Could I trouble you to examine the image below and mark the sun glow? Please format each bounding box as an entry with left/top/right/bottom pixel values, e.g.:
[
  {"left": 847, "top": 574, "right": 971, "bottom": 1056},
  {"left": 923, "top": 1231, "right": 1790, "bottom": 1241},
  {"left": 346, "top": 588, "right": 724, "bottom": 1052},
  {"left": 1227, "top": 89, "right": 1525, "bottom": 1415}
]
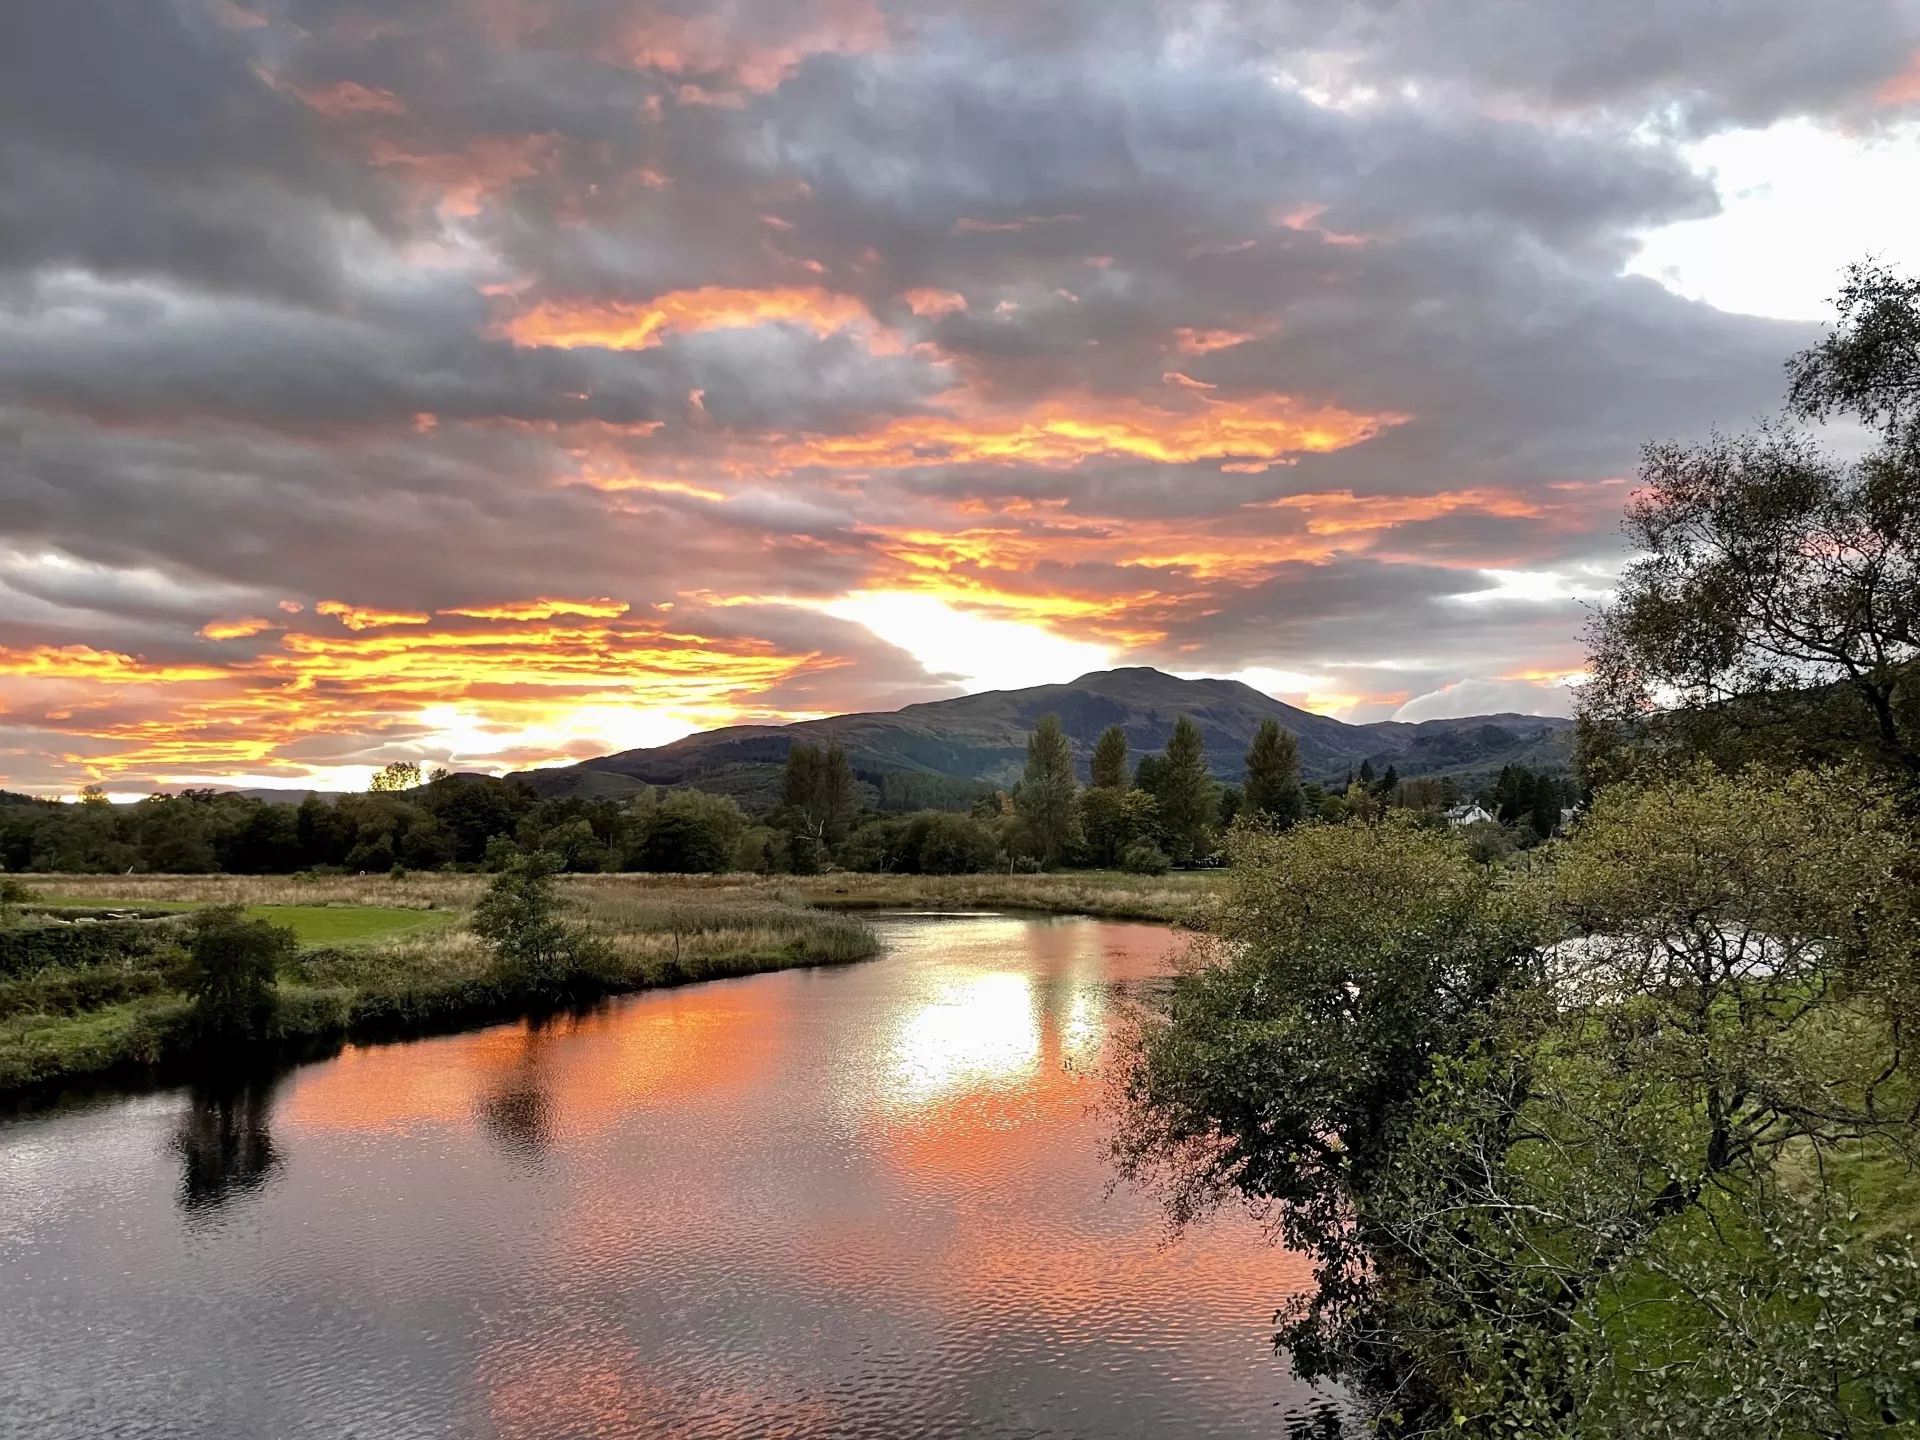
[{"left": 822, "top": 591, "right": 1112, "bottom": 692}]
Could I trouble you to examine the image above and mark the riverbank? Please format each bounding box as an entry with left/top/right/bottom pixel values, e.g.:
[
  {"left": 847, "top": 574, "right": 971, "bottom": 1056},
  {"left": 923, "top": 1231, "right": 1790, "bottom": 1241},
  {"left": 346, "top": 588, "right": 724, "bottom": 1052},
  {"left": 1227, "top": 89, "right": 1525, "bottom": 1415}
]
[
  {"left": 3, "top": 870, "right": 1220, "bottom": 1101},
  {"left": 1, "top": 878, "right": 880, "bottom": 1100}
]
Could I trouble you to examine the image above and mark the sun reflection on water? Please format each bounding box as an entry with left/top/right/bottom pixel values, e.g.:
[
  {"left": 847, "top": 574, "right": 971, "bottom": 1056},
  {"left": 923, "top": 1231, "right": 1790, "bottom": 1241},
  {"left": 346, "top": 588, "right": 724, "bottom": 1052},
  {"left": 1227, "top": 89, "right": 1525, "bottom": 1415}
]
[{"left": 892, "top": 970, "right": 1040, "bottom": 1097}]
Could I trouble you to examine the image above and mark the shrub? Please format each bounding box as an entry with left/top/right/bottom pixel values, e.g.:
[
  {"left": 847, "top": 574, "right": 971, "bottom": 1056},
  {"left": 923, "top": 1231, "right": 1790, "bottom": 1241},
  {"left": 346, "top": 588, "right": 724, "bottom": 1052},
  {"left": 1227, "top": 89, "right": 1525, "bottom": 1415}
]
[
  {"left": 633, "top": 810, "right": 730, "bottom": 873},
  {"left": 1120, "top": 840, "right": 1171, "bottom": 876},
  {"left": 472, "top": 851, "right": 573, "bottom": 977},
  {"left": 178, "top": 905, "right": 296, "bottom": 1036},
  {"left": 0, "top": 917, "right": 182, "bottom": 979},
  {"left": 916, "top": 812, "right": 1001, "bottom": 874}
]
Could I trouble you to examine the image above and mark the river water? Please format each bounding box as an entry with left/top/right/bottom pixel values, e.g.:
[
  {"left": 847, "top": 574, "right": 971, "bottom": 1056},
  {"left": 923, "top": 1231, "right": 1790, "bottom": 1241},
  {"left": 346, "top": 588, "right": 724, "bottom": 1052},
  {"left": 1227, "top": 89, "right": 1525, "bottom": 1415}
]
[{"left": 0, "top": 912, "right": 1337, "bottom": 1438}]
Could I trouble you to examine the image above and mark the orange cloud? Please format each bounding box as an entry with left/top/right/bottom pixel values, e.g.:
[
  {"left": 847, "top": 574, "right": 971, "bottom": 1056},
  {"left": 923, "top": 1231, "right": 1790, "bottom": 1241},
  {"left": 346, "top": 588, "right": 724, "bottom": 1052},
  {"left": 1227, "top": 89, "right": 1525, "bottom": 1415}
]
[
  {"left": 0, "top": 644, "right": 231, "bottom": 684},
  {"left": 1170, "top": 326, "right": 1258, "bottom": 355},
  {"left": 1260, "top": 487, "right": 1547, "bottom": 535},
  {"left": 316, "top": 600, "right": 433, "bottom": 630},
  {"left": 200, "top": 617, "right": 276, "bottom": 641},
  {"left": 1, "top": 608, "right": 831, "bottom": 785},
  {"left": 616, "top": 0, "right": 888, "bottom": 94},
  {"left": 765, "top": 389, "right": 1405, "bottom": 472},
  {"left": 366, "top": 133, "right": 556, "bottom": 218},
  {"left": 440, "top": 598, "right": 631, "bottom": 621},
  {"left": 503, "top": 286, "right": 882, "bottom": 350},
  {"left": 903, "top": 288, "right": 968, "bottom": 318}
]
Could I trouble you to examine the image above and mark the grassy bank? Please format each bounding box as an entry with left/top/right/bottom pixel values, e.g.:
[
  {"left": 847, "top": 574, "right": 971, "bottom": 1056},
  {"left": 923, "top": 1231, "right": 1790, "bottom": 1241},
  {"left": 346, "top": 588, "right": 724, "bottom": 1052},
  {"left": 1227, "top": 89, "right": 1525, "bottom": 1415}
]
[{"left": 1, "top": 876, "right": 880, "bottom": 1100}]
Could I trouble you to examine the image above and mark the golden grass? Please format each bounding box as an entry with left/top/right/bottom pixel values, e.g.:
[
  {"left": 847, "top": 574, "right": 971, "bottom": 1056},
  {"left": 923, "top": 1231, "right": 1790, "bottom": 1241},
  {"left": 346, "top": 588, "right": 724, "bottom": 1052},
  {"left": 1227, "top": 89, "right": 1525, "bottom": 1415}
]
[
  {"left": 14, "top": 873, "right": 480, "bottom": 910},
  {"left": 12, "top": 869, "right": 1222, "bottom": 926}
]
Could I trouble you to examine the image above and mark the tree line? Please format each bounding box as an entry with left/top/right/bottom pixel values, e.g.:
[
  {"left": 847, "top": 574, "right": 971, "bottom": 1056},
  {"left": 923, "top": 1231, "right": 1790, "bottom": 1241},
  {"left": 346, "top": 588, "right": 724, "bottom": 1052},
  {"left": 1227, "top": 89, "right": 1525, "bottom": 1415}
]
[{"left": 0, "top": 717, "right": 1576, "bottom": 878}]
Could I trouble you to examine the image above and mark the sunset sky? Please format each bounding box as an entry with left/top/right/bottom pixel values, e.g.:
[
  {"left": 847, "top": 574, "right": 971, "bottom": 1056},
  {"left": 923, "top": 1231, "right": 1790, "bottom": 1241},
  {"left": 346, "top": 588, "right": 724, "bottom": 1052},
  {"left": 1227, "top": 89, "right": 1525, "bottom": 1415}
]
[{"left": 4, "top": 1, "right": 1919, "bottom": 795}]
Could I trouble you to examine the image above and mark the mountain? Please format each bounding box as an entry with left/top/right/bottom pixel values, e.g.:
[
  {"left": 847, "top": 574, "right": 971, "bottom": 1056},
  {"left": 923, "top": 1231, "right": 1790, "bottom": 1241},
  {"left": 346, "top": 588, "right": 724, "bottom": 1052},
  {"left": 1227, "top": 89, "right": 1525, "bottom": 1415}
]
[{"left": 516, "top": 667, "right": 1575, "bottom": 805}]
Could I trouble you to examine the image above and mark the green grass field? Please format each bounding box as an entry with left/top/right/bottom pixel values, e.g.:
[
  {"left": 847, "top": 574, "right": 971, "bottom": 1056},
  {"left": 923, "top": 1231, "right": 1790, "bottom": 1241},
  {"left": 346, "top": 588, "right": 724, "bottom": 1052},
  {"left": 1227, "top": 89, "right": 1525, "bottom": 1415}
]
[{"left": 34, "top": 898, "right": 457, "bottom": 948}]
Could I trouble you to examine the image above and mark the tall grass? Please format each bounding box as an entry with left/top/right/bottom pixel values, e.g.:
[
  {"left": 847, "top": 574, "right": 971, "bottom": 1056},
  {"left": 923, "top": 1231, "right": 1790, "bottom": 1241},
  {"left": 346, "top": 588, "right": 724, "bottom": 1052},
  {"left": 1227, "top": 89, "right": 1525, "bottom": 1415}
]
[{"left": 14, "top": 869, "right": 1220, "bottom": 926}]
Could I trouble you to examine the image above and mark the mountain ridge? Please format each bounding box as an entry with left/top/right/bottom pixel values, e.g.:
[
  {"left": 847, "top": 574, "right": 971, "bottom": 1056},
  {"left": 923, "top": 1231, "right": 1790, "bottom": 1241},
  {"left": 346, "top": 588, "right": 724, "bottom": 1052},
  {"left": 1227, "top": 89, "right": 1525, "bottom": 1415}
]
[{"left": 515, "top": 667, "right": 1575, "bottom": 802}]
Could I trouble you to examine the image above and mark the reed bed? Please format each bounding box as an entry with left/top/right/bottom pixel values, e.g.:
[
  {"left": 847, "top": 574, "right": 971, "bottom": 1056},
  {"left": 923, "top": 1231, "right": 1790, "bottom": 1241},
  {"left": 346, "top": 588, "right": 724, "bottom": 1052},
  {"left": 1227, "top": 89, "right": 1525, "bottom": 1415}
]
[{"left": 13, "top": 869, "right": 1221, "bottom": 926}]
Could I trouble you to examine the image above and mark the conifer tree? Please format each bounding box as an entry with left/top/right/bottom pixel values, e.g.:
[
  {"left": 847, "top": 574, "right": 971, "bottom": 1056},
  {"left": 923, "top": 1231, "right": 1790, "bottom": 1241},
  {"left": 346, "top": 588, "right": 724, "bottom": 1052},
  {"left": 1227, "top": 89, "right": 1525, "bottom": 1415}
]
[
  {"left": 1091, "top": 725, "right": 1130, "bottom": 790},
  {"left": 1242, "top": 718, "right": 1305, "bottom": 829},
  {"left": 1157, "top": 715, "right": 1215, "bottom": 864},
  {"left": 1016, "top": 713, "right": 1080, "bottom": 867}
]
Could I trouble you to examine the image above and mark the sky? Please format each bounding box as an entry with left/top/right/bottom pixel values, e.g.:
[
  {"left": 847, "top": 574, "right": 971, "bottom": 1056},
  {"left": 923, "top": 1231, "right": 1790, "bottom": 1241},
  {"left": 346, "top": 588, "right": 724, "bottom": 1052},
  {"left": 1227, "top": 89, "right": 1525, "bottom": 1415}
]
[{"left": 3, "top": 0, "right": 1919, "bottom": 795}]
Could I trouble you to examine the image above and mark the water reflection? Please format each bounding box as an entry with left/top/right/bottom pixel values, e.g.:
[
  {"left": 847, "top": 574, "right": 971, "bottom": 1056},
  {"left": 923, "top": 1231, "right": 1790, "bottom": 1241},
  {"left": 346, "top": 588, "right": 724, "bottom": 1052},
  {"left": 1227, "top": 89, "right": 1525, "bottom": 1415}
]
[
  {"left": 893, "top": 970, "right": 1039, "bottom": 1096},
  {"left": 476, "top": 1018, "right": 561, "bottom": 1165},
  {"left": 3, "top": 914, "right": 1336, "bottom": 1439},
  {"left": 171, "top": 1073, "right": 282, "bottom": 1216}
]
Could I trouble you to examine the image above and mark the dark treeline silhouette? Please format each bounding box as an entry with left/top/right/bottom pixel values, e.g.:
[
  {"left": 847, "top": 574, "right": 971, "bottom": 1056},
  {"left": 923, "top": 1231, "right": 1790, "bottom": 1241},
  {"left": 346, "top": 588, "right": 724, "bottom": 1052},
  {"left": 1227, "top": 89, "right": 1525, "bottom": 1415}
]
[{"left": 3, "top": 711, "right": 1575, "bottom": 877}]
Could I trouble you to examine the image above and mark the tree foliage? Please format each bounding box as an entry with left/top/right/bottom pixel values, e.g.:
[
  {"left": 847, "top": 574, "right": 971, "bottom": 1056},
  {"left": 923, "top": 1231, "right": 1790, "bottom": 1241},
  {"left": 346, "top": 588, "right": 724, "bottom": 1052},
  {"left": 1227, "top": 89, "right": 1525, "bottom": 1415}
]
[
  {"left": 782, "top": 741, "right": 856, "bottom": 846},
  {"left": 1114, "top": 766, "right": 1920, "bottom": 1435},
  {"left": 1584, "top": 263, "right": 1920, "bottom": 787},
  {"left": 1241, "top": 718, "right": 1305, "bottom": 828},
  {"left": 1091, "top": 724, "right": 1131, "bottom": 790},
  {"left": 368, "top": 760, "right": 423, "bottom": 793},
  {"left": 1153, "top": 716, "right": 1216, "bottom": 864},
  {"left": 177, "top": 905, "right": 296, "bottom": 1036},
  {"left": 471, "top": 850, "right": 575, "bottom": 980},
  {"left": 1015, "top": 713, "right": 1080, "bottom": 867}
]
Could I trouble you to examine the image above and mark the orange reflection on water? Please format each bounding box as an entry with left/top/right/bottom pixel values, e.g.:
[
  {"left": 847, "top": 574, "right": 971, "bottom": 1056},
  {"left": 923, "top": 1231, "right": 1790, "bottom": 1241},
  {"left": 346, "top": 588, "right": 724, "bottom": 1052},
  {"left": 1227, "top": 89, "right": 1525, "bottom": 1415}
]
[
  {"left": 276, "top": 915, "right": 1318, "bottom": 1435},
  {"left": 280, "top": 985, "right": 792, "bottom": 1138}
]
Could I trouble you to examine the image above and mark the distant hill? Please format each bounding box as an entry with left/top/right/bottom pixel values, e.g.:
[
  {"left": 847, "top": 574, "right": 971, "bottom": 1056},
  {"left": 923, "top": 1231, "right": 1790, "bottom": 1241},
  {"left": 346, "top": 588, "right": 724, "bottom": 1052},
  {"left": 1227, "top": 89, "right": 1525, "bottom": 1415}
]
[{"left": 515, "top": 667, "right": 1575, "bottom": 807}]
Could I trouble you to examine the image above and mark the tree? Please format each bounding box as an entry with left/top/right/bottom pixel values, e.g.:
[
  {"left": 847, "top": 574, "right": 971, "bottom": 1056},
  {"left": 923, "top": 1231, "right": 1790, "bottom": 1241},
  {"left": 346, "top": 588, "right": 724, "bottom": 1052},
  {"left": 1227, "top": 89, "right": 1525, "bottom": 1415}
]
[
  {"left": 1079, "top": 786, "right": 1159, "bottom": 868},
  {"left": 1115, "top": 767, "right": 1920, "bottom": 1433},
  {"left": 1132, "top": 753, "right": 1166, "bottom": 800},
  {"left": 1785, "top": 259, "right": 1920, "bottom": 441},
  {"left": 1091, "top": 725, "right": 1130, "bottom": 789},
  {"left": 1111, "top": 820, "right": 1543, "bottom": 1385},
  {"left": 471, "top": 850, "right": 574, "bottom": 979},
  {"left": 629, "top": 789, "right": 744, "bottom": 873},
  {"left": 1155, "top": 716, "right": 1215, "bottom": 864},
  {"left": 1584, "top": 261, "right": 1920, "bottom": 788},
  {"left": 369, "top": 761, "right": 422, "bottom": 793},
  {"left": 1015, "top": 713, "right": 1080, "bottom": 867},
  {"left": 914, "top": 812, "right": 1001, "bottom": 874},
  {"left": 1241, "top": 718, "right": 1305, "bottom": 828},
  {"left": 178, "top": 905, "right": 296, "bottom": 1036},
  {"left": 782, "top": 741, "right": 855, "bottom": 846}
]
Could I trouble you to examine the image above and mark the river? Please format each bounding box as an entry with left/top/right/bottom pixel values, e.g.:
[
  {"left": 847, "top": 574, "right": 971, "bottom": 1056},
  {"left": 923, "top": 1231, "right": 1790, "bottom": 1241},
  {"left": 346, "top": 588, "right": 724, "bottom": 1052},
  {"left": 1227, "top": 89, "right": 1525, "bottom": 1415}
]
[{"left": 0, "top": 912, "right": 1338, "bottom": 1438}]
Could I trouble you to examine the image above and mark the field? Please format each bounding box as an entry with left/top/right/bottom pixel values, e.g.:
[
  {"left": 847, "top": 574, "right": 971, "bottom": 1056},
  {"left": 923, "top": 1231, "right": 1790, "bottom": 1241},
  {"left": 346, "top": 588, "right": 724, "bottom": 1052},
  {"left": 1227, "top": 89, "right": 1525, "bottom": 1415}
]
[
  {"left": 30, "top": 896, "right": 456, "bottom": 947},
  {"left": 2, "top": 870, "right": 1215, "bottom": 1099},
  {"left": 16, "top": 867, "right": 1223, "bottom": 926}
]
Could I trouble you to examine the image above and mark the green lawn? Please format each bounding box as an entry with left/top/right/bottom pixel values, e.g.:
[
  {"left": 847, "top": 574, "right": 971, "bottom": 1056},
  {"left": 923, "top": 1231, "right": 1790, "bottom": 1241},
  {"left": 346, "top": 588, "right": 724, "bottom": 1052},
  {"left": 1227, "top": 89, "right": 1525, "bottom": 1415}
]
[{"left": 33, "top": 898, "right": 457, "bottom": 948}]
